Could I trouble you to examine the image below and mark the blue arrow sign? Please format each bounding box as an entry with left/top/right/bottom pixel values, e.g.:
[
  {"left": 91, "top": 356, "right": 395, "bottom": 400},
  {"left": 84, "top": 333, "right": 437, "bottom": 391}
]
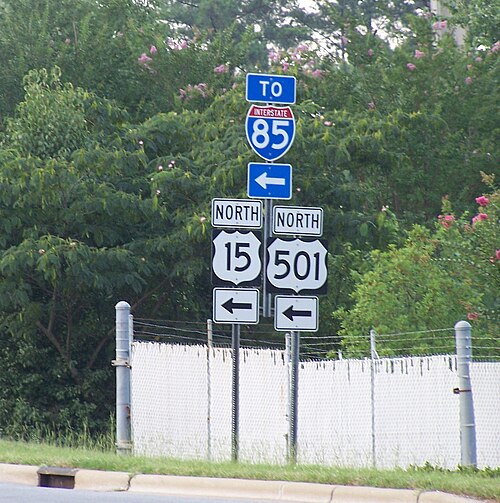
[
  {"left": 247, "top": 163, "right": 292, "bottom": 200},
  {"left": 246, "top": 73, "right": 296, "bottom": 104},
  {"left": 246, "top": 105, "right": 295, "bottom": 162}
]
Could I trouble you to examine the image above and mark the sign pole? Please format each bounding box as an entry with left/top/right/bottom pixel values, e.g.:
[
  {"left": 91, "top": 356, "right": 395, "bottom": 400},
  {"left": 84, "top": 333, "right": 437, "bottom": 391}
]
[
  {"left": 231, "top": 323, "right": 240, "bottom": 462},
  {"left": 263, "top": 199, "right": 273, "bottom": 317},
  {"left": 288, "top": 330, "right": 300, "bottom": 464}
]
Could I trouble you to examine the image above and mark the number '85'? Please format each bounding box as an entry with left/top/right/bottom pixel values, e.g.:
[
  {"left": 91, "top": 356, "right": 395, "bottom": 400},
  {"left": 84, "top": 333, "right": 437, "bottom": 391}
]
[{"left": 251, "top": 119, "right": 290, "bottom": 150}]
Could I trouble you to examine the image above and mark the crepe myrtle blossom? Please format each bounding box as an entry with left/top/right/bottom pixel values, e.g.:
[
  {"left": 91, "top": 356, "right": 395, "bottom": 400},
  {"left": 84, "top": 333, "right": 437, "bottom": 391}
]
[
  {"left": 467, "top": 312, "right": 479, "bottom": 320},
  {"left": 414, "top": 50, "right": 425, "bottom": 59},
  {"left": 150, "top": 45, "right": 157, "bottom": 54},
  {"left": 138, "top": 53, "right": 152, "bottom": 65},
  {"left": 214, "top": 64, "right": 228, "bottom": 74},
  {"left": 465, "top": 76, "right": 473, "bottom": 85},
  {"left": 367, "top": 48, "right": 374, "bottom": 57},
  {"left": 432, "top": 20, "right": 447, "bottom": 30},
  {"left": 407, "top": 63, "right": 417, "bottom": 71},
  {"left": 438, "top": 214, "right": 455, "bottom": 229},
  {"left": 472, "top": 213, "right": 488, "bottom": 225},
  {"left": 311, "top": 69, "right": 323, "bottom": 78},
  {"left": 475, "top": 195, "right": 490, "bottom": 206},
  {"left": 496, "top": 249, "right": 500, "bottom": 260}
]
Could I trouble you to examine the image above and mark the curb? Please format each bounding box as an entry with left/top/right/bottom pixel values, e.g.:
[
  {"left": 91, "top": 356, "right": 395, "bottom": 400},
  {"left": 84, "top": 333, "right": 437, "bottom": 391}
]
[{"left": 0, "top": 463, "right": 490, "bottom": 502}]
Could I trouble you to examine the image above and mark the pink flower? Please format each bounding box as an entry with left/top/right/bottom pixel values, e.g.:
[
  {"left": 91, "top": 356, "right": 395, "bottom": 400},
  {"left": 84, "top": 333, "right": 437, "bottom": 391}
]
[
  {"left": 323, "top": 121, "right": 332, "bottom": 127},
  {"left": 406, "top": 63, "right": 417, "bottom": 71},
  {"left": 414, "top": 50, "right": 425, "bottom": 59},
  {"left": 475, "top": 195, "right": 490, "bottom": 206},
  {"left": 467, "top": 312, "right": 479, "bottom": 320},
  {"left": 438, "top": 214, "right": 454, "bottom": 229},
  {"left": 490, "top": 41, "right": 500, "bottom": 53},
  {"left": 282, "top": 62, "right": 289, "bottom": 71},
  {"left": 138, "top": 53, "right": 152, "bottom": 65},
  {"left": 179, "top": 88, "right": 187, "bottom": 100},
  {"left": 214, "top": 64, "right": 227, "bottom": 74},
  {"left": 311, "top": 69, "right": 323, "bottom": 78},
  {"left": 465, "top": 76, "right": 473, "bottom": 85},
  {"left": 496, "top": 249, "right": 500, "bottom": 260},
  {"left": 340, "top": 36, "right": 349, "bottom": 46},
  {"left": 150, "top": 45, "right": 157, "bottom": 54},
  {"left": 472, "top": 213, "right": 488, "bottom": 225},
  {"left": 432, "top": 20, "right": 447, "bottom": 30},
  {"left": 269, "top": 50, "right": 280, "bottom": 63},
  {"left": 367, "top": 48, "right": 374, "bottom": 57},
  {"left": 65, "top": 38, "right": 71, "bottom": 45}
]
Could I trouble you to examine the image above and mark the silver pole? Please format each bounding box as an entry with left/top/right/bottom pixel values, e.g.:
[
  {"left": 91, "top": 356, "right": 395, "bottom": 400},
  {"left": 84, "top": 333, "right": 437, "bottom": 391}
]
[
  {"left": 455, "top": 321, "right": 477, "bottom": 467},
  {"left": 288, "top": 330, "right": 299, "bottom": 464},
  {"left": 370, "top": 329, "right": 377, "bottom": 468},
  {"left": 115, "top": 301, "right": 132, "bottom": 455},
  {"left": 207, "top": 319, "right": 213, "bottom": 460},
  {"left": 263, "top": 200, "right": 273, "bottom": 317},
  {"left": 231, "top": 324, "right": 240, "bottom": 462}
]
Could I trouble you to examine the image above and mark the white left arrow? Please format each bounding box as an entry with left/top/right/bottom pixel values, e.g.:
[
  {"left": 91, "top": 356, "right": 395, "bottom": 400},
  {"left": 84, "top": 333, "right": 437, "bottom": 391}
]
[{"left": 255, "top": 172, "right": 286, "bottom": 189}]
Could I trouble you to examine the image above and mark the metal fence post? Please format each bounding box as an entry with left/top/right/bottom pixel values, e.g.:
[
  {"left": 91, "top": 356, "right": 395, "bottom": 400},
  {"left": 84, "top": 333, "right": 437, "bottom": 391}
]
[
  {"left": 114, "top": 301, "right": 132, "bottom": 455},
  {"left": 454, "top": 320, "right": 477, "bottom": 467}
]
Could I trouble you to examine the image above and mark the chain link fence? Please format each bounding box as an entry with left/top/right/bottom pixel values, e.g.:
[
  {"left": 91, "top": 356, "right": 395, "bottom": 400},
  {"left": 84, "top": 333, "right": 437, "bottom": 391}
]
[{"left": 124, "top": 315, "right": 499, "bottom": 469}]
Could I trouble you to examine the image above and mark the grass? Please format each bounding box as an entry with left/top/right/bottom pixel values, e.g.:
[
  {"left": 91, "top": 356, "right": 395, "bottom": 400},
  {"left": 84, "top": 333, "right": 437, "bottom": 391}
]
[{"left": 0, "top": 439, "right": 499, "bottom": 501}]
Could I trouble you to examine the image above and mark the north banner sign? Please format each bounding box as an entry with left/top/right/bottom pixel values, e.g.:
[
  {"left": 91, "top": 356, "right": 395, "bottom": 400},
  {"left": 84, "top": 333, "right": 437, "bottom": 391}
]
[
  {"left": 211, "top": 198, "right": 262, "bottom": 229},
  {"left": 273, "top": 206, "right": 323, "bottom": 236},
  {"left": 246, "top": 73, "right": 296, "bottom": 105},
  {"left": 245, "top": 105, "right": 295, "bottom": 162},
  {"left": 247, "top": 163, "right": 292, "bottom": 200}
]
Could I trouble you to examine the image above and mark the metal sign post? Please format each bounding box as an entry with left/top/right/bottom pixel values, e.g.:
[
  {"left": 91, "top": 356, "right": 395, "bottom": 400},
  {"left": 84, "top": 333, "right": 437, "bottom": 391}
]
[{"left": 231, "top": 323, "right": 241, "bottom": 462}]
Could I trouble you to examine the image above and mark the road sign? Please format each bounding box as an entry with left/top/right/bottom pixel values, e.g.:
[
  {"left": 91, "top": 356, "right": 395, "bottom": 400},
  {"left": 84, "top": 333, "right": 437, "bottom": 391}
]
[
  {"left": 247, "top": 163, "right": 292, "bottom": 200},
  {"left": 211, "top": 198, "right": 262, "bottom": 229},
  {"left": 266, "top": 237, "right": 328, "bottom": 294},
  {"left": 213, "top": 288, "right": 259, "bottom": 324},
  {"left": 246, "top": 73, "right": 296, "bottom": 104},
  {"left": 245, "top": 105, "right": 295, "bottom": 162},
  {"left": 274, "top": 296, "right": 318, "bottom": 331},
  {"left": 212, "top": 229, "right": 262, "bottom": 286},
  {"left": 273, "top": 206, "right": 323, "bottom": 236}
]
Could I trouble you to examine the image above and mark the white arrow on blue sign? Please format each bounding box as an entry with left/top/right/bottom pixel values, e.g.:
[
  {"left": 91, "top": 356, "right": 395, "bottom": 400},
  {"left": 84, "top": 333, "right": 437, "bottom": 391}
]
[
  {"left": 245, "top": 105, "right": 295, "bottom": 162},
  {"left": 247, "top": 163, "right": 292, "bottom": 200},
  {"left": 246, "top": 73, "right": 296, "bottom": 104}
]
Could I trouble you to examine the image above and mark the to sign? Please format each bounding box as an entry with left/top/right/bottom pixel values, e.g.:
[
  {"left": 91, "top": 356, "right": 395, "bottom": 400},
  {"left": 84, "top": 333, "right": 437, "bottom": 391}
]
[
  {"left": 247, "top": 163, "right": 292, "bottom": 200},
  {"left": 266, "top": 237, "right": 328, "bottom": 294},
  {"left": 273, "top": 206, "right": 323, "bottom": 236},
  {"left": 246, "top": 105, "right": 295, "bottom": 162},
  {"left": 213, "top": 288, "right": 259, "bottom": 324},
  {"left": 275, "top": 296, "right": 318, "bottom": 332},
  {"left": 212, "top": 230, "right": 262, "bottom": 286},
  {"left": 246, "top": 73, "right": 296, "bottom": 104},
  {"left": 211, "top": 198, "right": 262, "bottom": 229}
]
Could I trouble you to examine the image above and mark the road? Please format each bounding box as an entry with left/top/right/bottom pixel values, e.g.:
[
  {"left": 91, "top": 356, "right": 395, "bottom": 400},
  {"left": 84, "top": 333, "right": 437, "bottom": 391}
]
[{"left": 0, "top": 483, "right": 276, "bottom": 503}]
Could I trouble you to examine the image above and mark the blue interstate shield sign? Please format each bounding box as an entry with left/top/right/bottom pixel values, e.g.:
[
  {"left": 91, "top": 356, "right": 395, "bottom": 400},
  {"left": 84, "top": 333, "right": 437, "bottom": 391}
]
[{"left": 245, "top": 105, "right": 295, "bottom": 162}]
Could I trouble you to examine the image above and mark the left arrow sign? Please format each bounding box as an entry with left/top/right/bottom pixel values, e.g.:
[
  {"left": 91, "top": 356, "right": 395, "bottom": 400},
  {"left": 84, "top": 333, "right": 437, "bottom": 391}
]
[
  {"left": 222, "top": 298, "right": 253, "bottom": 313},
  {"left": 213, "top": 288, "right": 259, "bottom": 324},
  {"left": 283, "top": 305, "right": 312, "bottom": 321},
  {"left": 275, "top": 296, "right": 319, "bottom": 332}
]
